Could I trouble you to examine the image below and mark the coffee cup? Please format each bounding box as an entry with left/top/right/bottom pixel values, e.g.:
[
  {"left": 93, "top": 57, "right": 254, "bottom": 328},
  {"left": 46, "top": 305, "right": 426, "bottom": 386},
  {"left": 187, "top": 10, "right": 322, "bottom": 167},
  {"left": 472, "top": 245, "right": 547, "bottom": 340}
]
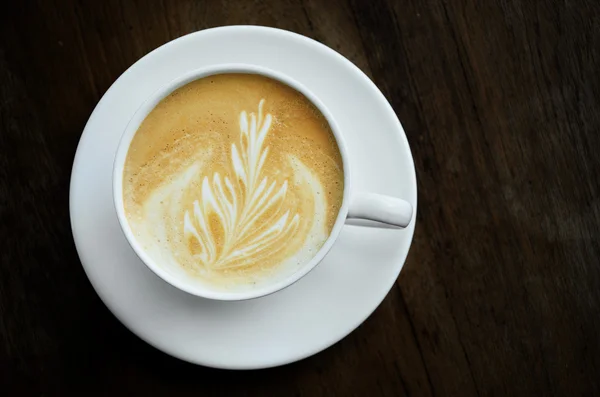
[{"left": 113, "top": 64, "right": 413, "bottom": 300}]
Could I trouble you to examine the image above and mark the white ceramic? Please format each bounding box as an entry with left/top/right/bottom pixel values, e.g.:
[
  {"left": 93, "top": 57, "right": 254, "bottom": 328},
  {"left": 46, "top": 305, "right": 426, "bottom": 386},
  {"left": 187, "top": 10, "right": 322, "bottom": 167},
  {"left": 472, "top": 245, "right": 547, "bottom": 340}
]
[
  {"left": 70, "top": 26, "right": 417, "bottom": 369},
  {"left": 112, "top": 63, "right": 413, "bottom": 301}
]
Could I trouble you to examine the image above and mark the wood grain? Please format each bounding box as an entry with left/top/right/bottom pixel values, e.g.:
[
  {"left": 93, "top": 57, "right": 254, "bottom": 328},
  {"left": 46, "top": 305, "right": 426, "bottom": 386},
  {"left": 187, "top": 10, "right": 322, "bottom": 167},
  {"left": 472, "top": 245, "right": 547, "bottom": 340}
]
[{"left": 1, "top": 0, "right": 599, "bottom": 395}]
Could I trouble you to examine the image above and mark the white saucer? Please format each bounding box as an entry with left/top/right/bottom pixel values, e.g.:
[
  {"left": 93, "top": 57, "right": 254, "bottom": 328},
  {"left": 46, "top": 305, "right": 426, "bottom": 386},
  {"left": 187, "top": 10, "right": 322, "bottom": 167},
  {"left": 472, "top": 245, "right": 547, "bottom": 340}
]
[{"left": 70, "top": 26, "right": 417, "bottom": 369}]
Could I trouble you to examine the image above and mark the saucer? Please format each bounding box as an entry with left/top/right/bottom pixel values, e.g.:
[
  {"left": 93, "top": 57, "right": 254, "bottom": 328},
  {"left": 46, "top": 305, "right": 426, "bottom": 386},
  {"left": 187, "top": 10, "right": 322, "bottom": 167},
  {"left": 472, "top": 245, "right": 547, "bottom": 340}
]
[{"left": 70, "top": 26, "right": 417, "bottom": 369}]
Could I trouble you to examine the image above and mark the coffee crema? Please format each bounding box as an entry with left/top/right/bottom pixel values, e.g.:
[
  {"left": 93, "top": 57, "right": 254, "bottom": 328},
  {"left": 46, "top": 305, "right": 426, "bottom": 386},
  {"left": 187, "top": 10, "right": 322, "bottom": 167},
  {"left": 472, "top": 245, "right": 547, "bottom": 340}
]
[{"left": 123, "top": 74, "right": 344, "bottom": 290}]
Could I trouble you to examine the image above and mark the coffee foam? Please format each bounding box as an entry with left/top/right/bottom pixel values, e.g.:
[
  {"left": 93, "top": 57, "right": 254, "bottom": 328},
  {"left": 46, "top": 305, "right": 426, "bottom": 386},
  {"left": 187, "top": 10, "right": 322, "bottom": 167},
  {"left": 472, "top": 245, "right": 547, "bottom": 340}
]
[{"left": 123, "top": 74, "right": 344, "bottom": 290}]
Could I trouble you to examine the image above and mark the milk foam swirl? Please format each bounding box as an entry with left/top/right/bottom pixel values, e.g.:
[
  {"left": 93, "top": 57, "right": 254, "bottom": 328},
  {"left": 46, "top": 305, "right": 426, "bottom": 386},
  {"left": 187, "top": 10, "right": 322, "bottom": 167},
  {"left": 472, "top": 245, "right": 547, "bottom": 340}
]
[
  {"left": 183, "top": 100, "right": 303, "bottom": 270},
  {"left": 123, "top": 73, "right": 344, "bottom": 290}
]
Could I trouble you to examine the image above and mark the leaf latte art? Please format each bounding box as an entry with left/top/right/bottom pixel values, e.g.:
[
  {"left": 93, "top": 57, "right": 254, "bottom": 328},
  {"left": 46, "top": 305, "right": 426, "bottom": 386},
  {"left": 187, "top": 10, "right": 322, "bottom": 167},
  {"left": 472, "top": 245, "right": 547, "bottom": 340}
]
[
  {"left": 183, "top": 100, "right": 301, "bottom": 270},
  {"left": 122, "top": 74, "right": 344, "bottom": 290}
]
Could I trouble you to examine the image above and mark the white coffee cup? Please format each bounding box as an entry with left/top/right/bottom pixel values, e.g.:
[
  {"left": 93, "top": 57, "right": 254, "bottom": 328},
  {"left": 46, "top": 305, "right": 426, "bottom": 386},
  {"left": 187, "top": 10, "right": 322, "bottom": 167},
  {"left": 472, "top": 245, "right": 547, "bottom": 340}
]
[{"left": 113, "top": 64, "right": 413, "bottom": 301}]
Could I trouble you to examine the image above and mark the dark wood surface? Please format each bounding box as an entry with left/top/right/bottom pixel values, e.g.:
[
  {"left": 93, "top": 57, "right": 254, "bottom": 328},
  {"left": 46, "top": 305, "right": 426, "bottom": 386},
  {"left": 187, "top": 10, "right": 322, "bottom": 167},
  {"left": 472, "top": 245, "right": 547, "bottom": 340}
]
[{"left": 1, "top": 0, "right": 599, "bottom": 395}]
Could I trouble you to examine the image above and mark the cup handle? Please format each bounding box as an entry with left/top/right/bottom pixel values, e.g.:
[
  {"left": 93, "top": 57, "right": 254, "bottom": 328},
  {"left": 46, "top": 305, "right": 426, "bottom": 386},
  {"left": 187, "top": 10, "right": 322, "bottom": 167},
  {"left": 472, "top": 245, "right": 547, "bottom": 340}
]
[{"left": 347, "top": 192, "right": 413, "bottom": 228}]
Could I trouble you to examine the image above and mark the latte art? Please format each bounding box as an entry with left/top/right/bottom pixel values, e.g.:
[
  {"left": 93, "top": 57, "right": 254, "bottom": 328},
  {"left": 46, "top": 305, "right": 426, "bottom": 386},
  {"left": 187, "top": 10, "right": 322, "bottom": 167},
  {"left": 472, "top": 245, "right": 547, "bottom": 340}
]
[
  {"left": 183, "top": 100, "right": 302, "bottom": 269},
  {"left": 123, "top": 74, "right": 344, "bottom": 290}
]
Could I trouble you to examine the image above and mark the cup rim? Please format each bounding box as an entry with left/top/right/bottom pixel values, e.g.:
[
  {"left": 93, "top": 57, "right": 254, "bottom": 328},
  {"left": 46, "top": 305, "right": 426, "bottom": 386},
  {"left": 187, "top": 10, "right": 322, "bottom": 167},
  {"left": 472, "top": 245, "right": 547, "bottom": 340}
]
[{"left": 112, "top": 63, "right": 352, "bottom": 301}]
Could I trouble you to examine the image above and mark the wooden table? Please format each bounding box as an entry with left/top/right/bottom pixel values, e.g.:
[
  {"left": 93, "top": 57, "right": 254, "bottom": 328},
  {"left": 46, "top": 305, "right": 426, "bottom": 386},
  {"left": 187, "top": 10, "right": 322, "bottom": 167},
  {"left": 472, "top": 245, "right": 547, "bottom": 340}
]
[{"left": 1, "top": 1, "right": 599, "bottom": 395}]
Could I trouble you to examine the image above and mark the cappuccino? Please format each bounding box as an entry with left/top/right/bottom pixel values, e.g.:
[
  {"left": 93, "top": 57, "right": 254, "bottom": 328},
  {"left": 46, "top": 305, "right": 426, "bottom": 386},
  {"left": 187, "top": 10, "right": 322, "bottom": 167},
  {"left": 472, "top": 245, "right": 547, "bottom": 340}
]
[{"left": 122, "top": 74, "right": 344, "bottom": 290}]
